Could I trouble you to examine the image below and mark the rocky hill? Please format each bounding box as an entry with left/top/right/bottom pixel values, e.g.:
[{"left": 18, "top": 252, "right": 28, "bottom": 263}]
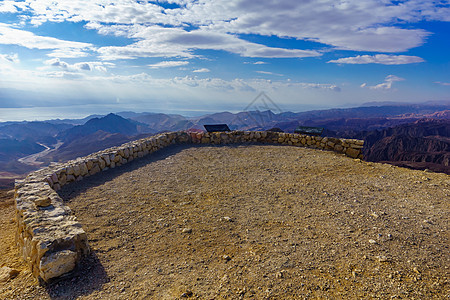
[
  {"left": 57, "top": 113, "right": 140, "bottom": 143},
  {"left": 364, "top": 119, "right": 450, "bottom": 174}
]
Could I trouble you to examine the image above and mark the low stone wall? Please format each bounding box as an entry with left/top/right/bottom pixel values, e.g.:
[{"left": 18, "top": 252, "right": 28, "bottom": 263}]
[
  {"left": 14, "top": 130, "right": 363, "bottom": 282},
  {"left": 188, "top": 131, "right": 364, "bottom": 159}
]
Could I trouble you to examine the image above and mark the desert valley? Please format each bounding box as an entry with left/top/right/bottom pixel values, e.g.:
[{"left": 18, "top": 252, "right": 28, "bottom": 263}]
[{"left": 1, "top": 102, "right": 449, "bottom": 189}]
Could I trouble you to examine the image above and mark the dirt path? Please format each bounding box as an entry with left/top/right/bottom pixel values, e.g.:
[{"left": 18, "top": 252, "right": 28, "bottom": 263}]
[{"left": 1, "top": 145, "right": 449, "bottom": 299}]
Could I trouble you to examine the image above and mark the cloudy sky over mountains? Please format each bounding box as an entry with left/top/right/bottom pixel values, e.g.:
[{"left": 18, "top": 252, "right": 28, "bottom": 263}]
[{"left": 0, "top": 0, "right": 449, "bottom": 120}]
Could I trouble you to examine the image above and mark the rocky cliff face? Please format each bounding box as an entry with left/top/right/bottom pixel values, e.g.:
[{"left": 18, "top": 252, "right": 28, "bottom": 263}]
[{"left": 363, "top": 119, "right": 450, "bottom": 173}]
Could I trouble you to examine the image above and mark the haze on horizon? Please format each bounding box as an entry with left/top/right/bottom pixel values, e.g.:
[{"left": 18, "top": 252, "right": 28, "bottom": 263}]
[{"left": 0, "top": 0, "right": 449, "bottom": 121}]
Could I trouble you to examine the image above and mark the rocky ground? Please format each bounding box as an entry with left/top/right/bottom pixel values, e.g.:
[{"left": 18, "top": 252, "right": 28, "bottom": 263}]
[{"left": 1, "top": 144, "right": 449, "bottom": 299}]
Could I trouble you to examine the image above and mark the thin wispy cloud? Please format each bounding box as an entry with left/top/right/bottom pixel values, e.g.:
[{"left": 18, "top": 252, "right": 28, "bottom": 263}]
[
  {"left": 328, "top": 54, "right": 425, "bottom": 65},
  {"left": 147, "top": 61, "right": 189, "bottom": 69},
  {"left": 0, "top": 23, "right": 92, "bottom": 57},
  {"left": 256, "top": 71, "right": 283, "bottom": 76},
  {"left": 434, "top": 81, "right": 450, "bottom": 86},
  {"left": 193, "top": 68, "right": 210, "bottom": 73},
  {"left": 361, "top": 75, "right": 405, "bottom": 90}
]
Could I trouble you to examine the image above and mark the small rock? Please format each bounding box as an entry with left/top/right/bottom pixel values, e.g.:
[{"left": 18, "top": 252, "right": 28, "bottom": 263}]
[
  {"left": 370, "top": 212, "right": 379, "bottom": 218},
  {"left": 377, "top": 255, "right": 388, "bottom": 262},
  {"left": 413, "top": 267, "right": 420, "bottom": 274},
  {"left": 181, "top": 290, "right": 193, "bottom": 297},
  {"left": 223, "top": 216, "right": 233, "bottom": 222},
  {"left": 222, "top": 255, "right": 231, "bottom": 261},
  {"left": 182, "top": 228, "right": 192, "bottom": 234},
  {"left": 0, "top": 267, "right": 20, "bottom": 282},
  {"left": 34, "top": 196, "right": 51, "bottom": 207},
  {"left": 369, "top": 239, "right": 377, "bottom": 244}
]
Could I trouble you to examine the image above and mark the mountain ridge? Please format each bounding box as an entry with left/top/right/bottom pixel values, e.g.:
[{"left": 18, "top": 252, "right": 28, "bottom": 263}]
[{"left": 0, "top": 102, "right": 448, "bottom": 188}]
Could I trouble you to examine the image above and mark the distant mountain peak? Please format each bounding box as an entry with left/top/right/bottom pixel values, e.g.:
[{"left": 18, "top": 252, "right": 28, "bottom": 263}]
[{"left": 58, "top": 112, "right": 138, "bottom": 143}]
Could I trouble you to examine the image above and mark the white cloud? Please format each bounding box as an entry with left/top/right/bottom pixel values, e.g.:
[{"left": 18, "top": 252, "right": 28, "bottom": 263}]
[
  {"left": 253, "top": 61, "right": 268, "bottom": 65},
  {"left": 193, "top": 68, "right": 210, "bottom": 73},
  {"left": 175, "top": 0, "right": 436, "bottom": 52},
  {"left": 47, "top": 48, "right": 91, "bottom": 58},
  {"left": 0, "top": 53, "right": 19, "bottom": 64},
  {"left": 0, "top": 1, "right": 20, "bottom": 13},
  {"left": 0, "top": 23, "right": 92, "bottom": 56},
  {"left": 43, "top": 58, "right": 113, "bottom": 72},
  {"left": 362, "top": 75, "right": 405, "bottom": 90},
  {"left": 45, "top": 58, "right": 69, "bottom": 68},
  {"left": 328, "top": 54, "right": 425, "bottom": 65},
  {"left": 4, "top": 1, "right": 448, "bottom": 61},
  {"left": 45, "top": 71, "right": 85, "bottom": 80},
  {"left": 0, "top": 59, "right": 343, "bottom": 106},
  {"left": 148, "top": 60, "right": 189, "bottom": 68},
  {"left": 256, "top": 71, "right": 283, "bottom": 76},
  {"left": 22, "top": 1, "right": 167, "bottom": 26},
  {"left": 95, "top": 25, "right": 321, "bottom": 60}
]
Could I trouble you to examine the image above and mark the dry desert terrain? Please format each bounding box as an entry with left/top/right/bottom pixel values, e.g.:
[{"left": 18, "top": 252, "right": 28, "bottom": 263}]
[{"left": 1, "top": 144, "right": 449, "bottom": 299}]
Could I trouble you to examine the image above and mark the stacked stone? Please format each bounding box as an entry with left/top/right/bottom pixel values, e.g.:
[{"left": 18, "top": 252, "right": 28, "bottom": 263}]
[
  {"left": 14, "top": 131, "right": 189, "bottom": 283},
  {"left": 14, "top": 178, "right": 89, "bottom": 282},
  {"left": 189, "top": 131, "right": 364, "bottom": 159},
  {"left": 15, "top": 130, "right": 362, "bottom": 283}
]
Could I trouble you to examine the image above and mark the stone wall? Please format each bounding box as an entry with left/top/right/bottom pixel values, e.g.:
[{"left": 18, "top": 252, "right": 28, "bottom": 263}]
[{"left": 14, "top": 130, "right": 363, "bottom": 282}]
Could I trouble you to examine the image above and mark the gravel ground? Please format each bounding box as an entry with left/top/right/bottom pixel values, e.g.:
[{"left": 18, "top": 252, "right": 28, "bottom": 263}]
[{"left": 1, "top": 144, "right": 449, "bottom": 299}]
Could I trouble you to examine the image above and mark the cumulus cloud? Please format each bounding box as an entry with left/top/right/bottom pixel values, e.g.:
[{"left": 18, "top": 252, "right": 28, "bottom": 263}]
[
  {"left": 361, "top": 75, "right": 405, "bottom": 90},
  {"left": 4, "top": 1, "right": 449, "bottom": 61},
  {"left": 328, "top": 54, "right": 425, "bottom": 65},
  {"left": 76, "top": 62, "right": 91, "bottom": 71},
  {"left": 253, "top": 61, "right": 268, "bottom": 65},
  {"left": 148, "top": 61, "right": 189, "bottom": 68},
  {"left": 45, "top": 58, "right": 69, "bottom": 68},
  {"left": 0, "top": 1, "right": 20, "bottom": 13},
  {"left": 43, "top": 58, "right": 112, "bottom": 72},
  {"left": 193, "top": 68, "right": 210, "bottom": 73}
]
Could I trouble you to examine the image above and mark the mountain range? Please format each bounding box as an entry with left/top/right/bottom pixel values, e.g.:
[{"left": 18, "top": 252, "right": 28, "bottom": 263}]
[{"left": 0, "top": 102, "right": 448, "bottom": 188}]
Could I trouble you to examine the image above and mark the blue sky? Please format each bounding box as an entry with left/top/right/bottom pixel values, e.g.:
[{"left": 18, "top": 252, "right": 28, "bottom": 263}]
[{"left": 0, "top": 0, "right": 449, "bottom": 121}]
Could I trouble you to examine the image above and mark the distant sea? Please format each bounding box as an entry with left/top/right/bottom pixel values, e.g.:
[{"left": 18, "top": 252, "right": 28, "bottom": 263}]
[
  {"left": 0, "top": 103, "right": 335, "bottom": 122},
  {"left": 0, "top": 106, "right": 220, "bottom": 122}
]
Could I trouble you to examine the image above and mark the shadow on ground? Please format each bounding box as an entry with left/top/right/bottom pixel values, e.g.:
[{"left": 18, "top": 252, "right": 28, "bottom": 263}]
[
  {"left": 44, "top": 252, "right": 109, "bottom": 300},
  {"left": 58, "top": 143, "right": 246, "bottom": 201}
]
